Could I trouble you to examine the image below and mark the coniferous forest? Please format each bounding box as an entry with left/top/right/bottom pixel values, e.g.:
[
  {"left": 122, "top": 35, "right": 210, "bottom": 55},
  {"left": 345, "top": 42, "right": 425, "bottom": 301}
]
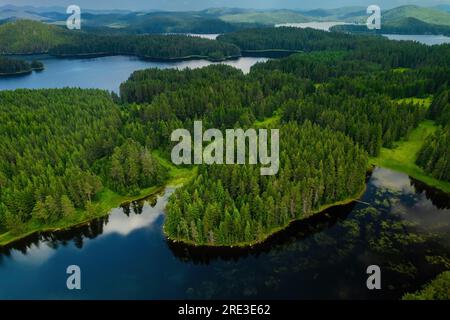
[{"left": 0, "top": 25, "right": 449, "bottom": 249}]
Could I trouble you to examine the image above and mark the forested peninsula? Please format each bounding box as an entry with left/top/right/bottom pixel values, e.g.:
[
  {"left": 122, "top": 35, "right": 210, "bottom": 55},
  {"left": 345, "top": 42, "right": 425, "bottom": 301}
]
[
  {"left": 1, "top": 25, "right": 449, "bottom": 247},
  {"left": 0, "top": 20, "right": 241, "bottom": 62},
  {"left": 0, "top": 56, "right": 43, "bottom": 76}
]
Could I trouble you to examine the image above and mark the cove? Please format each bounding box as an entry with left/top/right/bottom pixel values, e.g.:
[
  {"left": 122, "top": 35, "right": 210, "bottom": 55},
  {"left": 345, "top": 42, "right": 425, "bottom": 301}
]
[
  {"left": 0, "top": 55, "right": 268, "bottom": 93},
  {"left": 0, "top": 167, "right": 449, "bottom": 299}
]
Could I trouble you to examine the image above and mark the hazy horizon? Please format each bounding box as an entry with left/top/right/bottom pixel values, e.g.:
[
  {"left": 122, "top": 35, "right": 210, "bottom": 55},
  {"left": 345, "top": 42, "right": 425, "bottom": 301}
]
[{"left": 1, "top": 0, "right": 450, "bottom": 11}]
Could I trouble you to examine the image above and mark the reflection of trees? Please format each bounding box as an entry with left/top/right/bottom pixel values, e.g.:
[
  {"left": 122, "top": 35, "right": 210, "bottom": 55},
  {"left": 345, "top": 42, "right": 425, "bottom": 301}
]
[
  {"left": 0, "top": 189, "right": 166, "bottom": 258},
  {"left": 410, "top": 178, "right": 450, "bottom": 209},
  {"left": 0, "top": 216, "right": 109, "bottom": 256},
  {"left": 166, "top": 201, "right": 357, "bottom": 265},
  {"left": 121, "top": 193, "right": 159, "bottom": 217}
]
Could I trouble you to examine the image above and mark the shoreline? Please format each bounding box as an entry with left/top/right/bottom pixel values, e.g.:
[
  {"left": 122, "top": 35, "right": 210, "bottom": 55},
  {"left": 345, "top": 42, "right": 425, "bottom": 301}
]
[
  {"left": 0, "top": 185, "right": 164, "bottom": 247},
  {"left": 163, "top": 182, "right": 367, "bottom": 249},
  {"left": 49, "top": 52, "right": 243, "bottom": 63}
]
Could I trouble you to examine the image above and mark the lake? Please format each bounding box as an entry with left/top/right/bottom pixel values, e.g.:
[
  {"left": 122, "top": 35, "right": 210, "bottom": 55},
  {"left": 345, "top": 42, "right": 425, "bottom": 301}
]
[
  {"left": 383, "top": 34, "right": 450, "bottom": 46},
  {"left": 0, "top": 55, "right": 268, "bottom": 93},
  {"left": 275, "top": 21, "right": 351, "bottom": 32},
  {"left": 0, "top": 167, "right": 449, "bottom": 299}
]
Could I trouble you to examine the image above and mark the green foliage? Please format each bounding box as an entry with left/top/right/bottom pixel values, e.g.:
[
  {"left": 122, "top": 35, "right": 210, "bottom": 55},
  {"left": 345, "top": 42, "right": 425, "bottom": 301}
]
[
  {"left": 166, "top": 122, "right": 368, "bottom": 246},
  {"left": 50, "top": 34, "right": 241, "bottom": 61},
  {"left": 0, "top": 56, "right": 32, "bottom": 75},
  {"left": 416, "top": 126, "right": 450, "bottom": 181},
  {"left": 108, "top": 139, "right": 168, "bottom": 195},
  {"left": 219, "top": 27, "right": 450, "bottom": 69},
  {"left": 30, "top": 60, "right": 44, "bottom": 70},
  {"left": 0, "top": 20, "right": 72, "bottom": 54},
  {"left": 0, "top": 90, "right": 110, "bottom": 230},
  {"left": 403, "top": 271, "right": 450, "bottom": 300}
]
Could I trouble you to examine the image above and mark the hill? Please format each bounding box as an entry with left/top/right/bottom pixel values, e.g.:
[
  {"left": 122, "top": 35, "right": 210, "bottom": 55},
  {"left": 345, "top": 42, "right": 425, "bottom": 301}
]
[
  {"left": 219, "top": 10, "right": 311, "bottom": 25},
  {"left": 0, "top": 20, "right": 72, "bottom": 54},
  {"left": 384, "top": 5, "right": 450, "bottom": 27}
]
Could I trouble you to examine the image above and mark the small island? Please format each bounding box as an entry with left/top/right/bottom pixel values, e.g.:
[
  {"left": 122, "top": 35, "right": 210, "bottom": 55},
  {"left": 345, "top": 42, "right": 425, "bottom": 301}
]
[{"left": 0, "top": 56, "right": 44, "bottom": 76}]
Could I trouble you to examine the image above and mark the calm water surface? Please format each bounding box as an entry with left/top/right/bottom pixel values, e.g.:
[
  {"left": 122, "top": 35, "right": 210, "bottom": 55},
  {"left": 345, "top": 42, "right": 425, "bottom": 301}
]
[
  {"left": 383, "top": 34, "right": 450, "bottom": 45},
  {"left": 0, "top": 55, "right": 267, "bottom": 93},
  {"left": 0, "top": 54, "right": 448, "bottom": 300},
  {"left": 0, "top": 167, "right": 449, "bottom": 299}
]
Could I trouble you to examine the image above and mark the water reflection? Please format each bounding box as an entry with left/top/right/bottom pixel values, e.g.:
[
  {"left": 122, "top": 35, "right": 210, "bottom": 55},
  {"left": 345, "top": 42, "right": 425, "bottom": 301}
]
[
  {"left": 0, "top": 56, "right": 268, "bottom": 93},
  {"left": 0, "top": 189, "right": 167, "bottom": 257},
  {"left": 0, "top": 168, "right": 449, "bottom": 299}
]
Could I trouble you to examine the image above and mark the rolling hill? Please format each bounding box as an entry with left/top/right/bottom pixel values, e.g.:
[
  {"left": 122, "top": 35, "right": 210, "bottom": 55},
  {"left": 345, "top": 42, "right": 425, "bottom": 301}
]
[
  {"left": 219, "top": 10, "right": 311, "bottom": 25},
  {"left": 0, "top": 20, "right": 73, "bottom": 54},
  {"left": 383, "top": 5, "right": 450, "bottom": 27}
]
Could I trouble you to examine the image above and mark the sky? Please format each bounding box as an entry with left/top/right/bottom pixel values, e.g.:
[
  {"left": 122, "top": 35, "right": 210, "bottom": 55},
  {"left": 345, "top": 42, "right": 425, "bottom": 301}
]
[{"left": 1, "top": 0, "right": 449, "bottom": 11}]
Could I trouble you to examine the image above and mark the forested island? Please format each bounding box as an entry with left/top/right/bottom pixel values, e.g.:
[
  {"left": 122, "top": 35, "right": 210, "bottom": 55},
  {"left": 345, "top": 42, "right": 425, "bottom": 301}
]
[
  {"left": 0, "top": 56, "right": 43, "bottom": 76},
  {"left": 0, "top": 25, "right": 449, "bottom": 248},
  {"left": 0, "top": 20, "right": 241, "bottom": 62}
]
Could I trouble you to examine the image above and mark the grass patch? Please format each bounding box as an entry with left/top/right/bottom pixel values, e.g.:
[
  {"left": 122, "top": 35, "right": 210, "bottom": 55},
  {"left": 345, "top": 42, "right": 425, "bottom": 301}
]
[
  {"left": 394, "top": 96, "right": 432, "bottom": 108},
  {"left": 254, "top": 113, "right": 281, "bottom": 129},
  {"left": 370, "top": 120, "right": 450, "bottom": 193}
]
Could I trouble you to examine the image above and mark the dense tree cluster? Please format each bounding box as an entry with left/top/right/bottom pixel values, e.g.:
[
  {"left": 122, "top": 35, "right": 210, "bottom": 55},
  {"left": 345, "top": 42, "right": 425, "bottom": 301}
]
[
  {"left": 0, "top": 89, "right": 167, "bottom": 233},
  {"left": 218, "top": 27, "right": 450, "bottom": 69},
  {"left": 107, "top": 139, "right": 168, "bottom": 195},
  {"left": 416, "top": 89, "right": 450, "bottom": 182},
  {"left": 165, "top": 122, "right": 368, "bottom": 245},
  {"left": 0, "top": 56, "right": 30, "bottom": 75},
  {"left": 332, "top": 18, "right": 450, "bottom": 37},
  {"left": 416, "top": 126, "right": 450, "bottom": 181},
  {"left": 0, "top": 20, "right": 72, "bottom": 54},
  {"left": 1, "top": 24, "right": 449, "bottom": 246},
  {"left": 282, "top": 93, "right": 425, "bottom": 155},
  {"left": 50, "top": 34, "right": 241, "bottom": 61},
  {"left": 0, "top": 57, "right": 43, "bottom": 75}
]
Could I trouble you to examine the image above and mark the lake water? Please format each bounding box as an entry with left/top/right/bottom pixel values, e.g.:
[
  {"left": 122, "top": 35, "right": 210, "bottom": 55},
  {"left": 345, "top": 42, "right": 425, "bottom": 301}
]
[
  {"left": 276, "top": 21, "right": 351, "bottom": 31},
  {"left": 0, "top": 55, "right": 268, "bottom": 93},
  {"left": 383, "top": 34, "right": 450, "bottom": 46},
  {"left": 0, "top": 167, "right": 449, "bottom": 299}
]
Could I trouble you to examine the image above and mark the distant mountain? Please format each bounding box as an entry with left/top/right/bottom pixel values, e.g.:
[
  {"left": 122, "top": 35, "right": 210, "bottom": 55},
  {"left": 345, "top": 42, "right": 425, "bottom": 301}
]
[
  {"left": 383, "top": 5, "right": 450, "bottom": 27},
  {"left": 300, "top": 6, "right": 366, "bottom": 22},
  {"left": 219, "top": 10, "right": 312, "bottom": 25}
]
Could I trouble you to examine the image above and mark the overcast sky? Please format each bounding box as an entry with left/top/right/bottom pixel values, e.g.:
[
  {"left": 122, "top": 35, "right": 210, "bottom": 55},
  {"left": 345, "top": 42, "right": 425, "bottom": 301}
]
[{"left": 1, "top": 0, "right": 449, "bottom": 11}]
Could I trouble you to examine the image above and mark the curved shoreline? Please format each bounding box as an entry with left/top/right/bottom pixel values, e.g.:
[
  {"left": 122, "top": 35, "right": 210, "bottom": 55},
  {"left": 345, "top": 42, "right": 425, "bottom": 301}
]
[
  {"left": 50, "top": 52, "right": 243, "bottom": 63},
  {"left": 163, "top": 183, "right": 368, "bottom": 249},
  {"left": 0, "top": 69, "right": 32, "bottom": 77},
  {"left": 0, "top": 185, "right": 165, "bottom": 247}
]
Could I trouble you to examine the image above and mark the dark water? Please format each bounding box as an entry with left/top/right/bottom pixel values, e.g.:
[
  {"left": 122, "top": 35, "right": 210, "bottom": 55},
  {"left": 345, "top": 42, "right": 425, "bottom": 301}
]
[
  {"left": 0, "top": 167, "right": 449, "bottom": 299},
  {"left": 0, "top": 55, "right": 268, "bottom": 93}
]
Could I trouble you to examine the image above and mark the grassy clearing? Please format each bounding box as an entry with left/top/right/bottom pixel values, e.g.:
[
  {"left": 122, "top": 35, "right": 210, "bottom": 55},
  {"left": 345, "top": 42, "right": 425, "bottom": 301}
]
[
  {"left": 254, "top": 113, "right": 281, "bottom": 129},
  {"left": 370, "top": 120, "right": 450, "bottom": 193}
]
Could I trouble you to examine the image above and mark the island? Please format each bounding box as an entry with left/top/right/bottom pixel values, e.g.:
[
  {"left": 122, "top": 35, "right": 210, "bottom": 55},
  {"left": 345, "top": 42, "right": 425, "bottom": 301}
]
[{"left": 0, "top": 56, "right": 44, "bottom": 76}]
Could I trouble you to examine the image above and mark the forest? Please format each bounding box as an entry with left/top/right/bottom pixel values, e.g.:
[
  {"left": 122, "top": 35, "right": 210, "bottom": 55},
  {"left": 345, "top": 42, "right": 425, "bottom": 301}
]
[
  {"left": 416, "top": 89, "right": 450, "bottom": 181},
  {"left": 0, "top": 20, "right": 241, "bottom": 61},
  {"left": 0, "top": 89, "right": 167, "bottom": 235},
  {"left": 0, "top": 26, "right": 449, "bottom": 247},
  {"left": 0, "top": 56, "right": 43, "bottom": 75},
  {"left": 50, "top": 34, "right": 241, "bottom": 61}
]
